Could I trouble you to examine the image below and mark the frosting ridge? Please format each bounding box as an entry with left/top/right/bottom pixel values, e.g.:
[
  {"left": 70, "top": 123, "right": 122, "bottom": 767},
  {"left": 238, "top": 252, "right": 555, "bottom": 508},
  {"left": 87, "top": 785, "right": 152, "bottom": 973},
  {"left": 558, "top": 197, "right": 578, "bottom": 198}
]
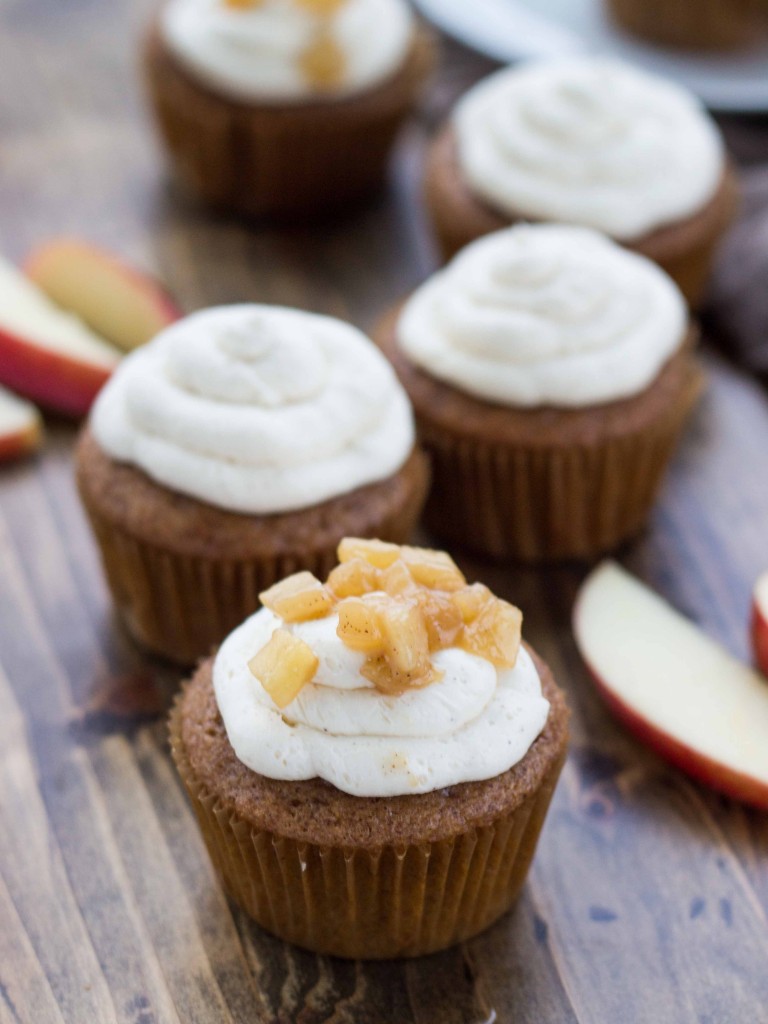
[
  {"left": 396, "top": 224, "right": 687, "bottom": 408},
  {"left": 214, "top": 607, "right": 549, "bottom": 797},
  {"left": 453, "top": 57, "right": 724, "bottom": 240},
  {"left": 92, "top": 304, "right": 414, "bottom": 513}
]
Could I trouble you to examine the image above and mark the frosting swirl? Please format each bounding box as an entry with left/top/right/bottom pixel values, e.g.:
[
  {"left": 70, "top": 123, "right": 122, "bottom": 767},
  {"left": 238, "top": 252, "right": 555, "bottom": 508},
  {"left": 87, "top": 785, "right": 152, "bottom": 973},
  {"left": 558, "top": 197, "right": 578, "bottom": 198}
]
[
  {"left": 454, "top": 58, "right": 724, "bottom": 240},
  {"left": 161, "top": 0, "right": 415, "bottom": 102},
  {"left": 214, "top": 607, "right": 549, "bottom": 797},
  {"left": 92, "top": 304, "right": 415, "bottom": 513},
  {"left": 397, "top": 224, "right": 687, "bottom": 408}
]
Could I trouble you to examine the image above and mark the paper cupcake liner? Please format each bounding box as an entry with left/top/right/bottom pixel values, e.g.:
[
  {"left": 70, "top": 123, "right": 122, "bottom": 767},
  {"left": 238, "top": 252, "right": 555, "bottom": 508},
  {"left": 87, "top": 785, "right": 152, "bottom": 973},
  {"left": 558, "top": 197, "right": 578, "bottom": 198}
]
[
  {"left": 169, "top": 697, "right": 565, "bottom": 959},
  {"left": 606, "top": 0, "right": 766, "bottom": 50},
  {"left": 79, "top": 472, "right": 427, "bottom": 666},
  {"left": 415, "top": 365, "right": 705, "bottom": 562},
  {"left": 143, "top": 22, "right": 435, "bottom": 220}
]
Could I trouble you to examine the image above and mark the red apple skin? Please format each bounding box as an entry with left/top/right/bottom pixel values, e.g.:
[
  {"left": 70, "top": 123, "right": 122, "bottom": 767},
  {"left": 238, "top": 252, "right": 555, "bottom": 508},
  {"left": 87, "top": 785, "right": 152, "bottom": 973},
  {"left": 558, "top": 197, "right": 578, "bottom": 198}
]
[
  {"left": 750, "top": 584, "right": 768, "bottom": 679},
  {"left": 582, "top": 656, "right": 768, "bottom": 812},
  {"left": 0, "top": 324, "right": 111, "bottom": 417}
]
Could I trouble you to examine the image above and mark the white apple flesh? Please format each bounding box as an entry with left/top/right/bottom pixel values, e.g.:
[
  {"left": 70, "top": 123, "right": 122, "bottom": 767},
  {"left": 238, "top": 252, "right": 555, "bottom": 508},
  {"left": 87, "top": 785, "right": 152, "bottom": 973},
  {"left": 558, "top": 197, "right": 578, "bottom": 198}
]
[
  {"left": 25, "top": 239, "right": 180, "bottom": 353},
  {"left": 750, "top": 572, "right": 768, "bottom": 679},
  {"left": 0, "top": 256, "right": 120, "bottom": 416},
  {"left": 0, "top": 385, "right": 43, "bottom": 462},
  {"left": 573, "top": 561, "right": 768, "bottom": 810}
]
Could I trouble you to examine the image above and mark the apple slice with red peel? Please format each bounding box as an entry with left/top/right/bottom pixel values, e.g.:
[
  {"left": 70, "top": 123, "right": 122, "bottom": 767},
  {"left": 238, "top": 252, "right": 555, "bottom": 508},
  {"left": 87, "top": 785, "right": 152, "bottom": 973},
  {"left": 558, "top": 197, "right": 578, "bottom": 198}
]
[
  {"left": 25, "top": 239, "right": 180, "bottom": 353},
  {"left": 750, "top": 573, "right": 768, "bottom": 678},
  {"left": 0, "top": 256, "right": 120, "bottom": 417},
  {"left": 573, "top": 561, "right": 768, "bottom": 810},
  {"left": 0, "top": 385, "right": 43, "bottom": 462}
]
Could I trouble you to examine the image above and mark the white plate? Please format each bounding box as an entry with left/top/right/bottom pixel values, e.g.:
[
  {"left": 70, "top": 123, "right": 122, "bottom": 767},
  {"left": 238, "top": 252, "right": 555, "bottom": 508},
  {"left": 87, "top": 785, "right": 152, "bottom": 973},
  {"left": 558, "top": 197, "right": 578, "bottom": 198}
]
[{"left": 414, "top": 0, "right": 768, "bottom": 111}]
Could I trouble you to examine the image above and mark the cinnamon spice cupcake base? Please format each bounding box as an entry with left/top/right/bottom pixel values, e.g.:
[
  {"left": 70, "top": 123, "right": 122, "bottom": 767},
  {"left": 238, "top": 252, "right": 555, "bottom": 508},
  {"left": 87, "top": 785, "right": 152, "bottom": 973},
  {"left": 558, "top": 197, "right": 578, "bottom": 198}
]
[
  {"left": 170, "top": 647, "right": 568, "bottom": 959},
  {"left": 76, "top": 430, "right": 429, "bottom": 664}
]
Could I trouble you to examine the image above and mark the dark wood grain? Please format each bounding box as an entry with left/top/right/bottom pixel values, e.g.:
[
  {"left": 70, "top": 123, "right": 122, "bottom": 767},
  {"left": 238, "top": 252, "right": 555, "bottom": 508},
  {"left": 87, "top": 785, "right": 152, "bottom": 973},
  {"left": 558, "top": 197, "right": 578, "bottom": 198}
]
[{"left": 1, "top": 2, "right": 768, "bottom": 1021}]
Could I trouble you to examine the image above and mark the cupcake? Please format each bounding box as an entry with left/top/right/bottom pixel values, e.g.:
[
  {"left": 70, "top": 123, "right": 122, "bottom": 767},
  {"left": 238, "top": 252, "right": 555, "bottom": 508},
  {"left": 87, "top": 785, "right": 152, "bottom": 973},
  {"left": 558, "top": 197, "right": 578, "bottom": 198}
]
[
  {"left": 170, "top": 538, "right": 569, "bottom": 958},
  {"left": 606, "top": 0, "right": 767, "bottom": 51},
  {"left": 76, "top": 305, "right": 429, "bottom": 664},
  {"left": 376, "top": 224, "right": 704, "bottom": 562},
  {"left": 424, "top": 57, "right": 738, "bottom": 306},
  {"left": 144, "top": 0, "right": 435, "bottom": 220}
]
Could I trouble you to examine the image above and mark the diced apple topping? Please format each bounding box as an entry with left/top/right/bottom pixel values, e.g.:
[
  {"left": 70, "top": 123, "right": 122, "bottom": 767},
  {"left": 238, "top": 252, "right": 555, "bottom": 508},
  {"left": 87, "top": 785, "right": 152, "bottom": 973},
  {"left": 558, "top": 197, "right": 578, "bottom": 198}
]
[
  {"left": 248, "top": 629, "right": 318, "bottom": 709},
  {"left": 327, "top": 557, "right": 380, "bottom": 599},
  {"left": 416, "top": 589, "right": 464, "bottom": 651},
  {"left": 299, "top": 32, "right": 345, "bottom": 89},
  {"left": 260, "top": 571, "right": 333, "bottom": 623},
  {"left": 223, "top": 0, "right": 264, "bottom": 8},
  {"left": 454, "top": 583, "right": 493, "bottom": 625},
  {"left": 461, "top": 598, "right": 522, "bottom": 669},
  {"left": 337, "top": 597, "right": 386, "bottom": 655},
  {"left": 338, "top": 537, "right": 401, "bottom": 569},
  {"left": 251, "top": 539, "right": 523, "bottom": 698},
  {"left": 401, "top": 546, "right": 466, "bottom": 592},
  {"left": 379, "top": 559, "right": 418, "bottom": 598}
]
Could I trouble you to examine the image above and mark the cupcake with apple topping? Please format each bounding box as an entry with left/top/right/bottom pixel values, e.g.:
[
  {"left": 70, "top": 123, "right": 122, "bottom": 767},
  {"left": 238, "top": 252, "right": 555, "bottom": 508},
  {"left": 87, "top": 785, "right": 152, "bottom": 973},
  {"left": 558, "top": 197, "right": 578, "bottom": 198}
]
[
  {"left": 76, "top": 305, "right": 428, "bottom": 664},
  {"left": 170, "top": 538, "right": 569, "bottom": 958},
  {"left": 144, "top": 0, "right": 435, "bottom": 219},
  {"left": 424, "top": 57, "right": 738, "bottom": 305},
  {"left": 377, "top": 223, "right": 703, "bottom": 561}
]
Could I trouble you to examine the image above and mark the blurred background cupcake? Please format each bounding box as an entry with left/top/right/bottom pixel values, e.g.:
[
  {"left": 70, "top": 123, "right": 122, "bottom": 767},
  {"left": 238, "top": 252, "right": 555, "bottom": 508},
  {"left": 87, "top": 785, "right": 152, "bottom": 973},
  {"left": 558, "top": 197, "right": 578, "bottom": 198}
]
[
  {"left": 143, "top": 0, "right": 436, "bottom": 220},
  {"left": 606, "top": 0, "right": 768, "bottom": 52},
  {"left": 424, "top": 56, "right": 738, "bottom": 306},
  {"left": 77, "top": 304, "right": 429, "bottom": 664},
  {"left": 377, "top": 223, "right": 703, "bottom": 562}
]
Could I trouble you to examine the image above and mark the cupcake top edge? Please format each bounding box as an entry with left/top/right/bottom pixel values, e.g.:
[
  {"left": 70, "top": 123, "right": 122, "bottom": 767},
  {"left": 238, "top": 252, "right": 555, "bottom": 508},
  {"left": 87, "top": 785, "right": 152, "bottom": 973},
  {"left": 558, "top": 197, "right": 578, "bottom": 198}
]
[
  {"left": 213, "top": 538, "right": 550, "bottom": 798},
  {"left": 453, "top": 56, "right": 725, "bottom": 241},
  {"left": 396, "top": 223, "right": 688, "bottom": 409},
  {"left": 90, "top": 303, "right": 415, "bottom": 514},
  {"left": 160, "top": 0, "right": 415, "bottom": 103}
]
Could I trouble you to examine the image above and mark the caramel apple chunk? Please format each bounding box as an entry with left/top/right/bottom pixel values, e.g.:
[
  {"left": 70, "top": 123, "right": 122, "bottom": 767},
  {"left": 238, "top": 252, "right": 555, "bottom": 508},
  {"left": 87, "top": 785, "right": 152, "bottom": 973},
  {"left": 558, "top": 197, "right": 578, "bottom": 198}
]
[
  {"left": 260, "top": 571, "right": 333, "bottom": 623},
  {"left": 294, "top": 0, "right": 347, "bottom": 14},
  {"left": 461, "top": 598, "right": 523, "bottom": 669},
  {"left": 337, "top": 537, "right": 401, "bottom": 569},
  {"left": 299, "top": 31, "right": 346, "bottom": 90},
  {"left": 401, "top": 545, "right": 466, "bottom": 592},
  {"left": 249, "top": 629, "right": 318, "bottom": 708},
  {"left": 327, "top": 557, "right": 381, "bottom": 599},
  {"left": 336, "top": 597, "right": 386, "bottom": 655}
]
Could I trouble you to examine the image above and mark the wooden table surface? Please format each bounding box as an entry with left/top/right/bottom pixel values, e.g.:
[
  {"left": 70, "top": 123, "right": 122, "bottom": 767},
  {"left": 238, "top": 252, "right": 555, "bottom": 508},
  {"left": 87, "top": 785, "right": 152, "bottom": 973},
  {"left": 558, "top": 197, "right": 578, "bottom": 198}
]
[{"left": 2, "top": 2, "right": 768, "bottom": 1021}]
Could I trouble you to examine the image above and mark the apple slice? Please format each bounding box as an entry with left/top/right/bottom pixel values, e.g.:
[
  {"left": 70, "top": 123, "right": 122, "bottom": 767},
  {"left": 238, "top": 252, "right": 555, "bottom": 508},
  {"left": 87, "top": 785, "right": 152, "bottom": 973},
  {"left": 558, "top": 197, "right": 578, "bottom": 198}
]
[
  {"left": 0, "top": 386, "right": 43, "bottom": 462},
  {"left": 573, "top": 561, "right": 768, "bottom": 809},
  {"left": 25, "top": 239, "right": 180, "bottom": 353},
  {"left": 750, "top": 573, "right": 768, "bottom": 678},
  {"left": 0, "top": 256, "right": 120, "bottom": 417}
]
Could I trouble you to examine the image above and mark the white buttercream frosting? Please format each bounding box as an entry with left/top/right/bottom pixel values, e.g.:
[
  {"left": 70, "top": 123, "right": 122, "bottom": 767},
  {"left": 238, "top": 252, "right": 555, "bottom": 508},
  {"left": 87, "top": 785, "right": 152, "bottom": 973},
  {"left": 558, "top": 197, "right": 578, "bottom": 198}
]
[
  {"left": 397, "top": 224, "right": 687, "bottom": 409},
  {"left": 161, "top": 0, "right": 414, "bottom": 102},
  {"left": 91, "top": 304, "right": 415, "bottom": 514},
  {"left": 453, "top": 57, "right": 725, "bottom": 241},
  {"left": 214, "top": 606, "right": 550, "bottom": 797}
]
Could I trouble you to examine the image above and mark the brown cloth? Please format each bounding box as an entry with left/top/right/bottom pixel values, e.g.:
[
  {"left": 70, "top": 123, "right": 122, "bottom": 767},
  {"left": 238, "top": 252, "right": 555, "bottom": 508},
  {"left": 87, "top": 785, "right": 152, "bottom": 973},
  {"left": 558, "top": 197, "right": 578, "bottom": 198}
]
[{"left": 708, "top": 167, "right": 768, "bottom": 376}]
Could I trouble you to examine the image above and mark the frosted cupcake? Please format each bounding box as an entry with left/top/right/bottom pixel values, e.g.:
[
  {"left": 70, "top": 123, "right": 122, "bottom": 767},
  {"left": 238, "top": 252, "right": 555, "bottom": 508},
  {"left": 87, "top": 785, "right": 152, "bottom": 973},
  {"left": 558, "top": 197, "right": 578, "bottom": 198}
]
[
  {"left": 424, "top": 57, "right": 738, "bottom": 305},
  {"left": 171, "top": 538, "right": 569, "bottom": 958},
  {"left": 76, "top": 305, "right": 429, "bottom": 663},
  {"left": 144, "top": 0, "right": 435, "bottom": 219},
  {"left": 377, "top": 224, "right": 704, "bottom": 561}
]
